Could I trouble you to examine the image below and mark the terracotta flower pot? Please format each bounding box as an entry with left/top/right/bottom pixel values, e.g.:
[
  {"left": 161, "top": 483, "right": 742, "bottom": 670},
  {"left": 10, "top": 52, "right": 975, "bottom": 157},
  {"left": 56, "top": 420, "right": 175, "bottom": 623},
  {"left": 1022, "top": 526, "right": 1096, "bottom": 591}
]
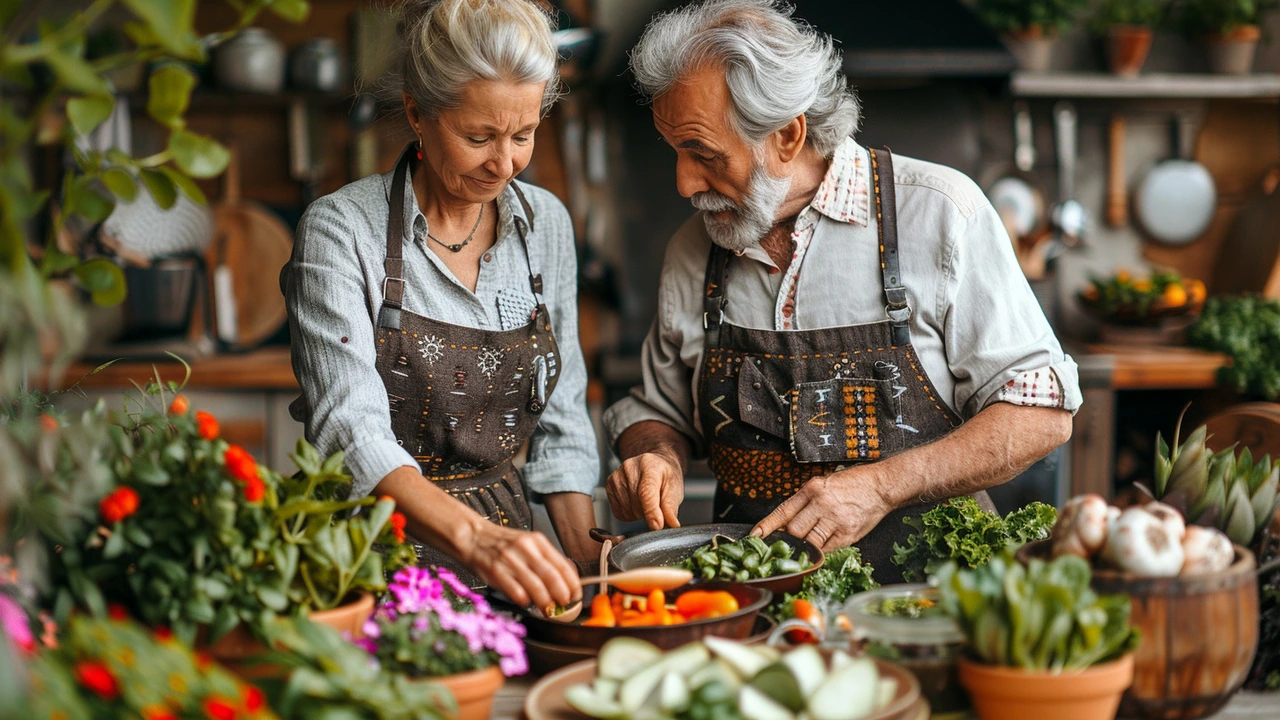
[
  {"left": 203, "top": 592, "right": 375, "bottom": 675},
  {"left": 958, "top": 654, "right": 1135, "bottom": 720},
  {"left": 1004, "top": 26, "right": 1056, "bottom": 72},
  {"left": 1106, "top": 25, "right": 1154, "bottom": 77},
  {"left": 1205, "top": 25, "right": 1262, "bottom": 74},
  {"left": 433, "top": 666, "right": 506, "bottom": 720}
]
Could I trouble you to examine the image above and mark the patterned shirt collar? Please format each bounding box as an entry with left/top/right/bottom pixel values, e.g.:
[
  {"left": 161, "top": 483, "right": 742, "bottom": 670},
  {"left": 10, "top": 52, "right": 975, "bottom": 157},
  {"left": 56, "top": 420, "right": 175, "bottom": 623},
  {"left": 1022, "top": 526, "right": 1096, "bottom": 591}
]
[{"left": 809, "top": 137, "right": 870, "bottom": 227}]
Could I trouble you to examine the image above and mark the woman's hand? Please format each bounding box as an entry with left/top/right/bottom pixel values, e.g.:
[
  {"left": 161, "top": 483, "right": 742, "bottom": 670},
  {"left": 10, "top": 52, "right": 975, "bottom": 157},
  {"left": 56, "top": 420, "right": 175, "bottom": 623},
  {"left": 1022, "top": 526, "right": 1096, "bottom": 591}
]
[{"left": 463, "top": 522, "right": 580, "bottom": 611}]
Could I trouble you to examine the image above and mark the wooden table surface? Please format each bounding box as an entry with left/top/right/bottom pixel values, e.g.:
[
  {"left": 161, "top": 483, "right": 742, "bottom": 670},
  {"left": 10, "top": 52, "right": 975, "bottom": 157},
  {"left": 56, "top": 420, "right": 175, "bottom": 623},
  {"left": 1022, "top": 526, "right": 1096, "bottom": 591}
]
[
  {"left": 1084, "top": 343, "right": 1229, "bottom": 390},
  {"left": 42, "top": 346, "right": 299, "bottom": 391},
  {"left": 495, "top": 674, "right": 1278, "bottom": 720}
]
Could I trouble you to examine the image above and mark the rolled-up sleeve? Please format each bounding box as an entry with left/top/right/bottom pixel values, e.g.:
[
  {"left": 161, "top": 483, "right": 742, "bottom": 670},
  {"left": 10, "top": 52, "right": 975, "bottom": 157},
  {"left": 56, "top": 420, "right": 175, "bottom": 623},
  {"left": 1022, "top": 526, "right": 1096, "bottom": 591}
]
[
  {"left": 940, "top": 204, "right": 1082, "bottom": 418},
  {"left": 521, "top": 202, "right": 601, "bottom": 496},
  {"left": 282, "top": 196, "right": 417, "bottom": 497}
]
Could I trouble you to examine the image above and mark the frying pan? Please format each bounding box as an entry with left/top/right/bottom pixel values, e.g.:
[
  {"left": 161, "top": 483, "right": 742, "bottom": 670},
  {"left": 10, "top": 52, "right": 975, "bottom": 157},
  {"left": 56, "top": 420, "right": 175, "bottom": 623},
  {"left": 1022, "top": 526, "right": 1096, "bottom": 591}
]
[
  {"left": 513, "top": 581, "right": 771, "bottom": 651},
  {"left": 1135, "top": 114, "right": 1218, "bottom": 246},
  {"left": 604, "top": 523, "right": 824, "bottom": 596},
  {"left": 986, "top": 101, "right": 1047, "bottom": 244}
]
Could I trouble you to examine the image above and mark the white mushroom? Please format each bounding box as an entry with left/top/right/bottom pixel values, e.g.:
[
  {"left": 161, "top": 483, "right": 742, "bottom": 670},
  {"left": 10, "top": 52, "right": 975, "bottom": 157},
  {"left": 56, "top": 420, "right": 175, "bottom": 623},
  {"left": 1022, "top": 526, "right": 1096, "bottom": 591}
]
[
  {"left": 1180, "top": 526, "right": 1235, "bottom": 576},
  {"left": 1100, "top": 507, "right": 1185, "bottom": 576},
  {"left": 1144, "top": 502, "right": 1187, "bottom": 541},
  {"left": 1051, "top": 494, "right": 1112, "bottom": 559}
]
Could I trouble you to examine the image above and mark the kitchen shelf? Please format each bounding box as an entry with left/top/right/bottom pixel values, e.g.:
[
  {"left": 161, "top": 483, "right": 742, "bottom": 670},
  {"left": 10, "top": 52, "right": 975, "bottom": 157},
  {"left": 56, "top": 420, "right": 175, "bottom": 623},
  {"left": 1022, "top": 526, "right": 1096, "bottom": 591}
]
[{"left": 1011, "top": 71, "right": 1280, "bottom": 98}]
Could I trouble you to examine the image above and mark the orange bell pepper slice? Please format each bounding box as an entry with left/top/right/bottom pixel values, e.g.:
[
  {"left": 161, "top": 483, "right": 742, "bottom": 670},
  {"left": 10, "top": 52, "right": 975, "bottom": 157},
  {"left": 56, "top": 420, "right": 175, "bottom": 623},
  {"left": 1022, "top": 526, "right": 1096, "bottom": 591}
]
[
  {"left": 648, "top": 590, "right": 668, "bottom": 625},
  {"left": 582, "top": 593, "right": 616, "bottom": 627},
  {"left": 675, "top": 590, "right": 740, "bottom": 619}
]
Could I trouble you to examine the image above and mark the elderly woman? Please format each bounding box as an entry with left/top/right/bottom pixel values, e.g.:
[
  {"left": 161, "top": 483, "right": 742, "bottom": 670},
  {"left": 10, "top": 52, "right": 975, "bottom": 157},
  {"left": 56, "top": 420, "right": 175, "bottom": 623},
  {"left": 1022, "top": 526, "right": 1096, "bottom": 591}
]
[{"left": 282, "top": 0, "right": 598, "bottom": 610}]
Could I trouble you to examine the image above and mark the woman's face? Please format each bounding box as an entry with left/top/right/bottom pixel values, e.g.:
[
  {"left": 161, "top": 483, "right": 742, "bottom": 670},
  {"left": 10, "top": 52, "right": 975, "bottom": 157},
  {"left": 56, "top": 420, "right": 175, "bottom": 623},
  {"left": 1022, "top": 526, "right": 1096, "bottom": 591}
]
[{"left": 407, "top": 79, "right": 546, "bottom": 204}]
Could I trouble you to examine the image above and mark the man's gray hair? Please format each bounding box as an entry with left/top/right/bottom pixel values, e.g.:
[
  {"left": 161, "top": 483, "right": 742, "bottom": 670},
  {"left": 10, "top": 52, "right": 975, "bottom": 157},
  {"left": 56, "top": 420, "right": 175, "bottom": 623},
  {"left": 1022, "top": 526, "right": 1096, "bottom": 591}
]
[{"left": 629, "top": 0, "right": 859, "bottom": 159}]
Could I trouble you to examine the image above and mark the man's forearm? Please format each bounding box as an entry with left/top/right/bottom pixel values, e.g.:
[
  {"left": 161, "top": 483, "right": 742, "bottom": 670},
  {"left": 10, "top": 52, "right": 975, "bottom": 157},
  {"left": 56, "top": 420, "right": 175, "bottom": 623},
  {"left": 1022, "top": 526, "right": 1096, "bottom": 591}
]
[
  {"left": 543, "top": 491, "right": 602, "bottom": 566},
  {"left": 616, "top": 420, "right": 692, "bottom": 472},
  {"left": 856, "top": 404, "right": 1072, "bottom": 509}
]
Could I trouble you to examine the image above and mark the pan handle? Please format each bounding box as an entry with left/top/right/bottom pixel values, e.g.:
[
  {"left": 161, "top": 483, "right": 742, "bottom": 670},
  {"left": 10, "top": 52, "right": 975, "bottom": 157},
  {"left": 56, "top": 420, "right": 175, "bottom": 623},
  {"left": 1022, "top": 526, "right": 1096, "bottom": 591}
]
[
  {"left": 1173, "top": 113, "right": 1196, "bottom": 162},
  {"left": 1053, "top": 101, "right": 1077, "bottom": 201},
  {"left": 1014, "top": 101, "right": 1035, "bottom": 173},
  {"left": 589, "top": 527, "right": 616, "bottom": 544}
]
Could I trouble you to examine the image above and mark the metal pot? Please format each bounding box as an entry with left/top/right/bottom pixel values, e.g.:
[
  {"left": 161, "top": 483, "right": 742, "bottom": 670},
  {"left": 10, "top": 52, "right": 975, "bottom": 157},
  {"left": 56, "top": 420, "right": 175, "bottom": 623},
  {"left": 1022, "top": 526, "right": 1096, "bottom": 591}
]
[
  {"left": 290, "top": 37, "right": 345, "bottom": 92},
  {"left": 215, "top": 28, "right": 285, "bottom": 94},
  {"left": 119, "top": 254, "right": 204, "bottom": 341}
]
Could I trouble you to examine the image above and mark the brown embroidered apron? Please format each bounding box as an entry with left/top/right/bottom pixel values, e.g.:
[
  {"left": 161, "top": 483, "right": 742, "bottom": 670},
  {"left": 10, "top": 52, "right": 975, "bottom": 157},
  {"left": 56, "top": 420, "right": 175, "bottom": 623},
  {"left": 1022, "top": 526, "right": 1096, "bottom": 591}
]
[
  {"left": 697, "top": 148, "right": 992, "bottom": 585},
  {"left": 375, "top": 148, "right": 561, "bottom": 584}
]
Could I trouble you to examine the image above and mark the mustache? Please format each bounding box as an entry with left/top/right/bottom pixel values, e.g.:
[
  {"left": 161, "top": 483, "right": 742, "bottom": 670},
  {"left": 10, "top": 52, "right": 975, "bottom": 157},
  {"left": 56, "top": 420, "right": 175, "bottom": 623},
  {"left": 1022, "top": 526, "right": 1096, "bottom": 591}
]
[{"left": 691, "top": 191, "right": 739, "bottom": 214}]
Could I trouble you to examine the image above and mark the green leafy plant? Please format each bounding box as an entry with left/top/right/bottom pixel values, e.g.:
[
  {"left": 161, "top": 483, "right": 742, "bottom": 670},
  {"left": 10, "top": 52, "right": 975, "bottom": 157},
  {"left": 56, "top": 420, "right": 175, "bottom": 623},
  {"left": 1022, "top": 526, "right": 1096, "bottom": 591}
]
[
  {"left": 775, "top": 546, "right": 878, "bottom": 622},
  {"left": 937, "top": 551, "right": 1139, "bottom": 671},
  {"left": 1188, "top": 295, "right": 1280, "bottom": 401},
  {"left": 1148, "top": 405, "right": 1280, "bottom": 550},
  {"left": 974, "top": 0, "right": 1091, "bottom": 34},
  {"left": 260, "top": 618, "right": 453, "bottom": 720},
  {"left": 24, "top": 612, "right": 281, "bottom": 720},
  {"left": 1078, "top": 268, "right": 1204, "bottom": 325},
  {"left": 1177, "top": 0, "right": 1279, "bottom": 34},
  {"left": 891, "top": 497, "right": 1058, "bottom": 583},
  {"left": 1092, "top": 0, "right": 1171, "bottom": 32}
]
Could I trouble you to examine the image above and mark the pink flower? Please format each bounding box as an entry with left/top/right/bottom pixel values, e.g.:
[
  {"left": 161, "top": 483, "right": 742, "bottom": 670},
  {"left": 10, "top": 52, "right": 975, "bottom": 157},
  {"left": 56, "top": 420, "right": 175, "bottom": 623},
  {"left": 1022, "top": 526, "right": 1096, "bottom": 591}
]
[{"left": 0, "top": 594, "right": 34, "bottom": 654}]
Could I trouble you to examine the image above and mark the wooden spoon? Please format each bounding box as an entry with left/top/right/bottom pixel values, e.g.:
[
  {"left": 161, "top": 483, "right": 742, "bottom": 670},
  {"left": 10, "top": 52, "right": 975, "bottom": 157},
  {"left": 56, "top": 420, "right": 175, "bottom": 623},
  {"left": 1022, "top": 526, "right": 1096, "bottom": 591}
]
[{"left": 535, "top": 567, "right": 694, "bottom": 624}]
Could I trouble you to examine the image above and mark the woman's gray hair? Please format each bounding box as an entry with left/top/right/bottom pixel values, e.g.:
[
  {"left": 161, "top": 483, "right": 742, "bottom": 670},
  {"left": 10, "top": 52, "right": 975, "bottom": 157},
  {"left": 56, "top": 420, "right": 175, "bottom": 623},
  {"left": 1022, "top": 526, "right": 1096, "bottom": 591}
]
[
  {"left": 629, "top": 0, "right": 858, "bottom": 159},
  {"left": 388, "top": 0, "right": 564, "bottom": 117}
]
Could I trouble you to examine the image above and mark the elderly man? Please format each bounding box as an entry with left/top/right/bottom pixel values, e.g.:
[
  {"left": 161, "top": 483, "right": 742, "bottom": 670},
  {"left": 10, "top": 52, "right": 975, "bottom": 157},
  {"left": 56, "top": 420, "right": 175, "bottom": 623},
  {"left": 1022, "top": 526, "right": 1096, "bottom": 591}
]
[{"left": 603, "top": 0, "right": 1079, "bottom": 583}]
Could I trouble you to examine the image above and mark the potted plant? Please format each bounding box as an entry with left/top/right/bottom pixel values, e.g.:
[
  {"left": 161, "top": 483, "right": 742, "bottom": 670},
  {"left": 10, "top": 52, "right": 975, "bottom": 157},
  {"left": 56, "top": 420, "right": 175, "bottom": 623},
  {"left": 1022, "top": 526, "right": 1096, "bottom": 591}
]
[
  {"left": 975, "top": 0, "right": 1091, "bottom": 71},
  {"left": 356, "top": 566, "right": 530, "bottom": 720},
  {"left": 1179, "top": 0, "right": 1279, "bottom": 73},
  {"left": 1093, "top": 0, "right": 1170, "bottom": 76},
  {"left": 937, "top": 551, "right": 1139, "bottom": 720}
]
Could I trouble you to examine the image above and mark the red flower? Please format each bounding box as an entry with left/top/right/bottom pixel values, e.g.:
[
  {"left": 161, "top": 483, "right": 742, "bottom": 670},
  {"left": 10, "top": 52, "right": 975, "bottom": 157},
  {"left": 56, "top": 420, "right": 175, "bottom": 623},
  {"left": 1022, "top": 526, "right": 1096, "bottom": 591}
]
[
  {"left": 168, "top": 394, "right": 189, "bottom": 415},
  {"left": 223, "top": 445, "right": 259, "bottom": 484},
  {"left": 195, "top": 651, "right": 213, "bottom": 671},
  {"left": 39, "top": 413, "right": 58, "bottom": 432},
  {"left": 99, "top": 487, "right": 140, "bottom": 524},
  {"left": 74, "top": 661, "right": 119, "bottom": 699},
  {"left": 107, "top": 603, "right": 128, "bottom": 621},
  {"left": 390, "top": 512, "right": 407, "bottom": 544},
  {"left": 243, "top": 475, "right": 265, "bottom": 503},
  {"left": 143, "top": 706, "right": 179, "bottom": 720},
  {"left": 203, "top": 697, "right": 238, "bottom": 720},
  {"left": 242, "top": 685, "right": 265, "bottom": 713},
  {"left": 154, "top": 626, "right": 174, "bottom": 642},
  {"left": 196, "top": 411, "right": 219, "bottom": 440}
]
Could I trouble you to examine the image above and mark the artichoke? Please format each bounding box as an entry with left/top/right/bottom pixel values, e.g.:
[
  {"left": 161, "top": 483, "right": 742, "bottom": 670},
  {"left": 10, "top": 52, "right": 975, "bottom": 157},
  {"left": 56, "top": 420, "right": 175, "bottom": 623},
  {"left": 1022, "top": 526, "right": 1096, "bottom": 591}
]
[{"left": 1151, "top": 407, "right": 1280, "bottom": 549}]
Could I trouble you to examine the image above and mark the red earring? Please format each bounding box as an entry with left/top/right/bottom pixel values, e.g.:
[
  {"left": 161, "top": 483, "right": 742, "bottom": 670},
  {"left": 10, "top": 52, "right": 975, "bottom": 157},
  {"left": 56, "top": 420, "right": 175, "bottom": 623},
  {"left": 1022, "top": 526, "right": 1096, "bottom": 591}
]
[{"left": 415, "top": 141, "right": 423, "bottom": 161}]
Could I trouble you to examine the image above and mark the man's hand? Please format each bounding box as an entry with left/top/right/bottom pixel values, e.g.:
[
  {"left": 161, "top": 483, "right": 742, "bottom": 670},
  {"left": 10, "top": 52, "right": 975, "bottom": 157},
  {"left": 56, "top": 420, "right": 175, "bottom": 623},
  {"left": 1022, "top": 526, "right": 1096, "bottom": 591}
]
[
  {"left": 750, "top": 470, "right": 892, "bottom": 551},
  {"left": 606, "top": 451, "right": 684, "bottom": 530}
]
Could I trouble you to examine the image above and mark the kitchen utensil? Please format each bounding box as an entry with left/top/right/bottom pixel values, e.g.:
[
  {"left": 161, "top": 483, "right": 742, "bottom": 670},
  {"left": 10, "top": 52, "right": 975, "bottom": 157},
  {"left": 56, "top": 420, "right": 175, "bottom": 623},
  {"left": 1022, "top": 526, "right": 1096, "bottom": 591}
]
[
  {"left": 987, "top": 102, "right": 1046, "bottom": 242},
  {"left": 289, "top": 97, "right": 326, "bottom": 205},
  {"left": 1107, "top": 113, "right": 1128, "bottom": 228},
  {"left": 515, "top": 581, "right": 770, "bottom": 652},
  {"left": 606, "top": 523, "right": 823, "bottom": 596},
  {"left": 523, "top": 656, "right": 927, "bottom": 720},
  {"left": 1211, "top": 166, "right": 1280, "bottom": 298},
  {"left": 575, "top": 567, "right": 692, "bottom": 594},
  {"left": 1135, "top": 114, "right": 1218, "bottom": 246},
  {"left": 289, "top": 37, "right": 345, "bottom": 92},
  {"left": 210, "top": 148, "right": 293, "bottom": 350},
  {"left": 1050, "top": 101, "right": 1086, "bottom": 248},
  {"left": 214, "top": 27, "right": 285, "bottom": 94},
  {"left": 118, "top": 254, "right": 205, "bottom": 341}
]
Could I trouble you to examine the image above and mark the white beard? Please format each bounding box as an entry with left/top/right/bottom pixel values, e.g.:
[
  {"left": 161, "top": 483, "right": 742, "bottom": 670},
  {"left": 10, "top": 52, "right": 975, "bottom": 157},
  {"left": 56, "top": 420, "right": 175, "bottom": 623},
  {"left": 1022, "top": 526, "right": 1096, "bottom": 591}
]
[{"left": 691, "top": 163, "right": 792, "bottom": 253}]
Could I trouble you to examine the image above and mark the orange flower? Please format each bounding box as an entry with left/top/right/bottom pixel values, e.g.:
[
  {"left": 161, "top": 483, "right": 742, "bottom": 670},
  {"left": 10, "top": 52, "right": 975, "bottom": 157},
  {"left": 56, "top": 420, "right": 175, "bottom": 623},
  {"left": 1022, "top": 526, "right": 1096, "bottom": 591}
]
[
  {"left": 99, "top": 487, "right": 140, "bottom": 524},
  {"left": 143, "top": 705, "right": 179, "bottom": 720},
  {"left": 390, "top": 512, "right": 407, "bottom": 544},
  {"left": 39, "top": 413, "right": 58, "bottom": 432},
  {"left": 203, "top": 697, "right": 237, "bottom": 720},
  {"left": 195, "top": 651, "right": 213, "bottom": 671},
  {"left": 242, "top": 685, "right": 265, "bottom": 713},
  {"left": 154, "top": 626, "right": 174, "bottom": 642},
  {"left": 168, "top": 394, "right": 189, "bottom": 415},
  {"left": 243, "top": 476, "right": 265, "bottom": 503},
  {"left": 195, "top": 411, "right": 219, "bottom": 440},
  {"left": 74, "top": 661, "right": 119, "bottom": 699},
  {"left": 223, "top": 445, "right": 259, "bottom": 484}
]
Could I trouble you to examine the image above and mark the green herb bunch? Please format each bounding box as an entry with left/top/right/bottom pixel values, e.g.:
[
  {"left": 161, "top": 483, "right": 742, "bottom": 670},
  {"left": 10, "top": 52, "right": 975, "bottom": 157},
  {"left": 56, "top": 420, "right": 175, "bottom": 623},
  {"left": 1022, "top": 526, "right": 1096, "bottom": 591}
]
[
  {"left": 1188, "top": 295, "right": 1280, "bottom": 401},
  {"left": 1092, "top": 0, "right": 1171, "bottom": 32},
  {"left": 938, "top": 551, "right": 1139, "bottom": 671},
  {"left": 974, "top": 0, "right": 1091, "bottom": 34},
  {"left": 891, "top": 497, "right": 1058, "bottom": 583}
]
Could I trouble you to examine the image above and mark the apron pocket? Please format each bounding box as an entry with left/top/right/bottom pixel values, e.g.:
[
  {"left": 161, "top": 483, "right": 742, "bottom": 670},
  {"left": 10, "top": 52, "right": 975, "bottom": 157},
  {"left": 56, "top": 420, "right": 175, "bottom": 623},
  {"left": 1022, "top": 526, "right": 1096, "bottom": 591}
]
[
  {"left": 789, "top": 375, "right": 904, "bottom": 463},
  {"left": 735, "top": 359, "right": 790, "bottom": 440}
]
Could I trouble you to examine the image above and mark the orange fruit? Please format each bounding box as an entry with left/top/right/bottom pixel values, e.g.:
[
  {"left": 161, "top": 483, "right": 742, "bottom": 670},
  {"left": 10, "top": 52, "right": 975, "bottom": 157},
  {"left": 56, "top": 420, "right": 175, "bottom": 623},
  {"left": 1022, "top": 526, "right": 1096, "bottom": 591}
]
[
  {"left": 1188, "top": 279, "right": 1207, "bottom": 302},
  {"left": 1116, "top": 269, "right": 1132, "bottom": 284},
  {"left": 1162, "top": 283, "right": 1188, "bottom": 307}
]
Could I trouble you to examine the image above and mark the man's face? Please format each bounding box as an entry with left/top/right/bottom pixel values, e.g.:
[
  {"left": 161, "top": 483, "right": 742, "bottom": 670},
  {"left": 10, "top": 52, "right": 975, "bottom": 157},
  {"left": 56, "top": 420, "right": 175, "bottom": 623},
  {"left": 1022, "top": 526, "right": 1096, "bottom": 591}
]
[{"left": 652, "top": 66, "right": 791, "bottom": 252}]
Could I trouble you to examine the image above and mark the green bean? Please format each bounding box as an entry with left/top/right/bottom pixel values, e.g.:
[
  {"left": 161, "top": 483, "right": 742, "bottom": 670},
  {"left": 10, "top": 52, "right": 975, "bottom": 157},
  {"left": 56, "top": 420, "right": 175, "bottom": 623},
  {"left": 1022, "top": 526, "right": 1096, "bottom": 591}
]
[
  {"left": 735, "top": 569, "right": 751, "bottom": 583},
  {"left": 769, "top": 540, "right": 792, "bottom": 558},
  {"left": 775, "top": 558, "right": 802, "bottom": 574},
  {"left": 701, "top": 565, "right": 717, "bottom": 580},
  {"left": 721, "top": 543, "right": 746, "bottom": 561},
  {"left": 758, "top": 561, "right": 774, "bottom": 577},
  {"left": 741, "top": 553, "right": 760, "bottom": 571},
  {"left": 744, "top": 536, "right": 770, "bottom": 557}
]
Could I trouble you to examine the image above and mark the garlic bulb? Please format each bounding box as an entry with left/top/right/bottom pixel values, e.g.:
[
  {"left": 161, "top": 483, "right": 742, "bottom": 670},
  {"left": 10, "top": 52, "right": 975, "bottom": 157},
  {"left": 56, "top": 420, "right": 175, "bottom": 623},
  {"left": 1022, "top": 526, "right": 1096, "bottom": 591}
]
[
  {"left": 1051, "top": 494, "right": 1111, "bottom": 559},
  {"left": 1101, "top": 507, "right": 1185, "bottom": 576},
  {"left": 1145, "top": 501, "right": 1187, "bottom": 541},
  {"left": 1181, "top": 525, "right": 1235, "bottom": 575}
]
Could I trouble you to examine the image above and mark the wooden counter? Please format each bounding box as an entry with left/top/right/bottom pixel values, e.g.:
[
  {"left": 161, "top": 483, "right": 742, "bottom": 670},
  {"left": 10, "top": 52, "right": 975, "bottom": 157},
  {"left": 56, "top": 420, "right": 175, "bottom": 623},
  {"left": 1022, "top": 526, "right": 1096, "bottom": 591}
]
[
  {"left": 1085, "top": 343, "right": 1229, "bottom": 390},
  {"left": 46, "top": 347, "right": 299, "bottom": 391}
]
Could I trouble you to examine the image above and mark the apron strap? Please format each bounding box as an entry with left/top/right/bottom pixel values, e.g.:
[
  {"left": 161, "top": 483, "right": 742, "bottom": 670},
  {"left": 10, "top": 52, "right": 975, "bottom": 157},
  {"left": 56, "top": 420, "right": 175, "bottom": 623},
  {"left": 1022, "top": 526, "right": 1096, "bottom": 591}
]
[
  {"left": 702, "top": 242, "right": 731, "bottom": 348},
  {"left": 378, "top": 145, "right": 414, "bottom": 330},
  {"left": 509, "top": 181, "right": 546, "bottom": 306},
  {"left": 869, "top": 147, "right": 911, "bottom": 347}
]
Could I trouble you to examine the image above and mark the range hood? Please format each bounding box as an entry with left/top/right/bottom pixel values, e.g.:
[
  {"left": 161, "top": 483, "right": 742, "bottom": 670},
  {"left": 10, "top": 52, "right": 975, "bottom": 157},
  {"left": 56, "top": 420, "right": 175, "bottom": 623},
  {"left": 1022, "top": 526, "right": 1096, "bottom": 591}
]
[{"left": 789, "top": 0, "right": 1016, "bottom": 79}]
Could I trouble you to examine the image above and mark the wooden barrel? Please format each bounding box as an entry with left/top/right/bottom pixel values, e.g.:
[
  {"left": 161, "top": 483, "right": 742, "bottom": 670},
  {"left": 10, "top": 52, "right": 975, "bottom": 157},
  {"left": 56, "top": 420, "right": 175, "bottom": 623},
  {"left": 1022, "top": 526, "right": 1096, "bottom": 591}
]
[
  {"left": 1203, "top": 402, "right": 1280, "bottom": 462},
  {"left": 1017, "top": 541, "right": 1258, "bottom": 720}
]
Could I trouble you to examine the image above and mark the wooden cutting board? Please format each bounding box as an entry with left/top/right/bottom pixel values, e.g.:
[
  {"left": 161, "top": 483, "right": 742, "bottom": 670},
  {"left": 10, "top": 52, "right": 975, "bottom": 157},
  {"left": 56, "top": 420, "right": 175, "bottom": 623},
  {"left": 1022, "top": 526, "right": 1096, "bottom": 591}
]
[
  {"left": 1211, "top": 166, "right": 1280, "bottom": 298},
  {"left": 208, "top": 149, "right": 293, "bottom": 350}
]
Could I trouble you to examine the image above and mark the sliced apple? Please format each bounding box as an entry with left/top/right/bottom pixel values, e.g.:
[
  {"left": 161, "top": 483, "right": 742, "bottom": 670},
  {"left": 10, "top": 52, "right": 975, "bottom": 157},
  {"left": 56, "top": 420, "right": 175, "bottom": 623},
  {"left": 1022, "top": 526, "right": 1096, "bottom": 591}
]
[
  {"left": 739, "top": 684, "right": 797, "bottom": 720},
  {"left": 599, "top": 637, "right": 663, "bottom": 680},
  {"left": 807, "top": 658, "right": 879, "bottom": 720},
  {"left": 779, "top": 644, "right": 827, "bottom": 698},
  {"left": 703, "top": 636, "right": 773, "bottom": 678}
]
